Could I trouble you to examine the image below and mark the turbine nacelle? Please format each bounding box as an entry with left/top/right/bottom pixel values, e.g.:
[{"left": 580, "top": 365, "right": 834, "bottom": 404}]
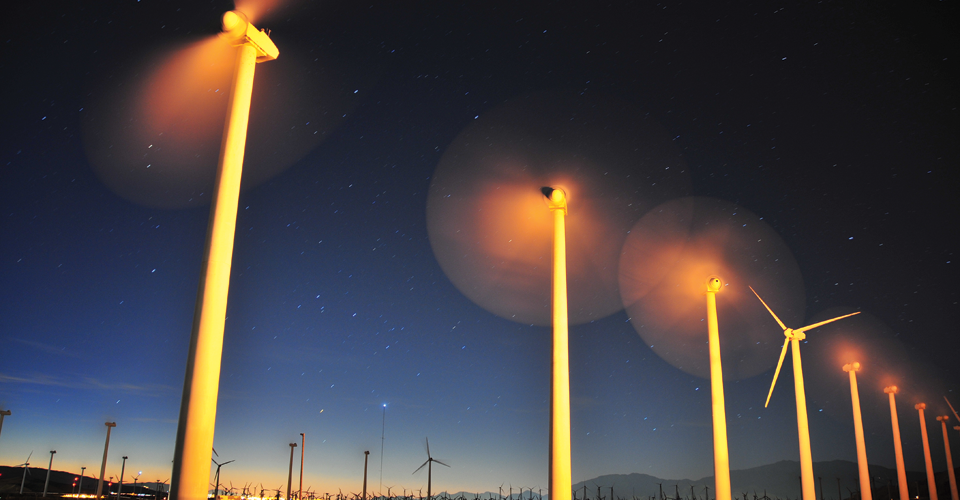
[
  {"left": 541, "top": 186, "right": 567, "bottom": 214},
  {"left": 706, "top": 276, "right": 723, "bottom": 293},
  {"left": 221, "top": 11, "right": 279, "bottom": 62}
]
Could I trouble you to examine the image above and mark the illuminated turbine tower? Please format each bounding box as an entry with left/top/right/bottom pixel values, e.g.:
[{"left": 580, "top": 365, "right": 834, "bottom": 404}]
[
  {"left": 750, "top": 286, "right": 859, "bottom": 500},
  {"left": 884, "top": 386, "right": 909, "bottom": 500},
  {"left": 704, "top": 277, "right": 731, "bottom": 500},
  {"left": 937, "top": 416, "right": 958, "bottom": 500},
  {"left": 542, "top": 187, "right": 572, "bottom": 500},
  {"left": 169, "top": 11, "right": 278, "bottom": 500},
  {"left": 916, "top": 404, "right": 938, "bottom": 500},
  {"left": 97, "top": 422, "right": 116, "bottom": 499},
  {"left": 843, "top": 363, "right": 871, "bottom": 500}
]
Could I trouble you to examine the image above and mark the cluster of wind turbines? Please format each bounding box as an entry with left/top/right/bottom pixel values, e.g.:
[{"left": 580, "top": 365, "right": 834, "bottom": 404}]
[
  {"left": 3, "top": 419, "right": 167, "bottom": 499},
  {"left": 69, "top": 1, "right": 953, "bottom": 500}
]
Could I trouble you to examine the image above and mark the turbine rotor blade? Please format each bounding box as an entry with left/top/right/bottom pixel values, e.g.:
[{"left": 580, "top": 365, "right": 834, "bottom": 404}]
[
  {"left": 946, "top": 396, "right": 960, "bottom": 423},
  {"left": 433, "top": 459, "right": 450, "bottom": 468},
  {"left": 765, "top": 340, "right": 790, "bottom": 408},
  {"left": 749, "top": 286, "right": 788, "bottom": 331},
  {"left": 794, "top": 311, "right": 860, "bottom": 333},
  {"left": 425, "top": 437, "right": 431, "bottom": 458},
  {"left": 413, "top": 460, "right": 429, "bottom": 475}
]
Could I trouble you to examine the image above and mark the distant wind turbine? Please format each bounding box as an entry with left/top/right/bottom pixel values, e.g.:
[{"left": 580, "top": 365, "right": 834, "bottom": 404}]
[
  {"left": 211, "top": 457, "right": 234, "bottom": 500},
  {"left": 750, "top": 285, "right": 860, "bottom": 500},
  {"left": 18, "top": 451, "right": 33, "bottom": 494},
  {"left": 412, "top": 438, "right": 449, "bottom": 500}
]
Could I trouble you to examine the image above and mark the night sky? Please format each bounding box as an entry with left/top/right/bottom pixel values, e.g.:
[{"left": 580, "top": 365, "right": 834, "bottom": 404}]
[{"left": 2, "top": 0, "right": 958, "bottom": 497}]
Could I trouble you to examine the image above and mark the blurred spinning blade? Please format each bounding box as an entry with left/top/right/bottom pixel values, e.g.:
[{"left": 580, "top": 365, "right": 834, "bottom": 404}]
[
  {"left": 426, "top": 91, "right": 690, "bottom": 326},
  {"left": 81, "top": 1, "right": 359, "bottom": 209},
  {"left": 619, "top": 197, "right": 806, "bottom": 380}
]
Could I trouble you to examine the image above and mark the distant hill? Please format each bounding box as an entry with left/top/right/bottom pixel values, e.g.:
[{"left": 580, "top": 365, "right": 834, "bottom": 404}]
[
  {"left": 0, "top": 465, "right": 161, "bottom": 496},
  {"left": 443, "top": 460, "right": 951, "bottom": 500},
  {"left": 570, "top": 460, "right": 943, "bottom": 500}
]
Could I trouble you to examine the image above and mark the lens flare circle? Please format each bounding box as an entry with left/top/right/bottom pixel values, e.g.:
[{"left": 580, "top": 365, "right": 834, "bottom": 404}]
[
  {"left": 82, "top": 34, "right": 359, "bottom": 209},
  {"left": 427, "top": 91, "right": 690, "bottom": 326},
  {"left": 619, "top": 196, "right": 806, "bottom": 380}
]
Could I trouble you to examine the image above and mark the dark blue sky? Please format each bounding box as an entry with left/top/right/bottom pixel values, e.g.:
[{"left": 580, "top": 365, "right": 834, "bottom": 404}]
[{"left": 1, "top": 0, "right": 957, "bottom": 496}]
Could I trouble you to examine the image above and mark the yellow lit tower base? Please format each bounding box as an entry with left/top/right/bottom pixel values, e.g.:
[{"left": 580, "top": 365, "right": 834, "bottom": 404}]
[
  {"left": 705, "top": 277, "right": 731, "bottom": 500},
  {"left": 916, "top": 404, "right": 939, "bottom": 500},
  {"left": 170, "top": 11, "right": 278, "bottom": 500},
  {"left": 542, "top": 187, "right": 572, "bottom": 500},
  {"left": 843, "top": 363, "right": 871, "bottom": 500},
  {"left": 883, "top": 386, "right": 909, "bottom": 500}
]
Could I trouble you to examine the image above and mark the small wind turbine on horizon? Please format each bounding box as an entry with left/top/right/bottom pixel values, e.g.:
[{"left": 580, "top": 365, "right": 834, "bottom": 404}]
[
  {"left": 750, "top": 285, "right": 860, "bottom": 500},
  {"left": 413, "top": 438, "right": 449, "bottom": 500},
  {"left": 18, "top": 451, "right": 32, "bottom": 494},
  {"left": 211, "top": 456, "right": 234, "bottom": 500}
]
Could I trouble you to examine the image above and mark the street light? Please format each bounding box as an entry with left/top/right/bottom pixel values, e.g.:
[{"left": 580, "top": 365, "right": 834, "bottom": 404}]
[{"left": 170, "top": 11, "right": 279, "bottom": 500}]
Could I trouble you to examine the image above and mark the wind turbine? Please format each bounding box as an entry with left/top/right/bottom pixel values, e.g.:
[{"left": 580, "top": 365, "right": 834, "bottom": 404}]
[
  {"left": 288, "top": 443, "right": 298, "bottom": 500},
  {"left": 842, "top": 363, "right": 871, "bottom": 500},
  {"left": 212, "top": 457, "right": 235, "bottom": 500},
  {"left": 750, "top": 285, "right": 860, "bottom": 500},
  {"left": 543, "top": 185, "right": 572, "bottom": 500},
  {"left": 936, "top": 416, "right": 958, "bottom": 500},
  {"left": 412, "top": 439, "right": 449, "bottom": 500},
  {"left": 18, "top": 451, "right": 32, "bottom": 494},
  {"left": 43, "top": 450, "right": 57, "bottom": 498},
  {"left": 884, "top": 386, "right": 909, "bottom": 500},
  {"left": 169, "top": 8, "right": 279, "bottom": 499},
  {"left": 916, "top": 404, "right": 939, "bottom": 500},
  {"left": 0, "top": 409, "right": 10, "bottom": 450},
  {"left": 620, "top": 198, "right": 809, "bottom": 500},
  {"left": 98, "top": 422, "right": 117, "bottom": 499}
]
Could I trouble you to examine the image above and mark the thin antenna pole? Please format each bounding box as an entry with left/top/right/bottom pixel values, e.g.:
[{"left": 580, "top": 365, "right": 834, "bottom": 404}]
[
  {"left": 380, "top": 405, "right": 386, "bottom": 498},
  {"left": 300, "top": 433, "right": 306, "bottom": 500}
]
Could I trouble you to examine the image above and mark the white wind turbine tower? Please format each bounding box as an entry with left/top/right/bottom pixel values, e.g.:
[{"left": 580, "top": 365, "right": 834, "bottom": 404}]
[
  {"left": 18, "top": 451, "right": 33, "bottom": 494},
  {"left": 413, "top": 438, "right": 449, "bottom": 500},
  {"left": 750, "top": 286, "right": 860, "bottom": 500}
]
